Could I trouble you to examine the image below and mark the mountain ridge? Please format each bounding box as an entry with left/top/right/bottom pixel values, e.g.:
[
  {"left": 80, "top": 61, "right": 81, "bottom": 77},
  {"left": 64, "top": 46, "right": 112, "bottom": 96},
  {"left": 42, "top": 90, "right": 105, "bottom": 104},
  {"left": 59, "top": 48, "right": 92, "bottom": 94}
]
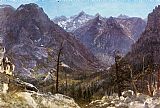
[{"left": 1, "top": 3, "right": 100, "bottom": 81}]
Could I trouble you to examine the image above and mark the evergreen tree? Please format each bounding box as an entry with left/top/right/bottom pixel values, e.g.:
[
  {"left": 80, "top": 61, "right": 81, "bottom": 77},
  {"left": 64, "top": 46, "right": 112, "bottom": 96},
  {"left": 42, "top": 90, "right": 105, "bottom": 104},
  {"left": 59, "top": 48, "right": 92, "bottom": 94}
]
[
  {"left": 70, "top": 83, "right": 75, "bottom": 98},
  {"left": 77, "top": 85, "right": 82, "bottom": 99}
]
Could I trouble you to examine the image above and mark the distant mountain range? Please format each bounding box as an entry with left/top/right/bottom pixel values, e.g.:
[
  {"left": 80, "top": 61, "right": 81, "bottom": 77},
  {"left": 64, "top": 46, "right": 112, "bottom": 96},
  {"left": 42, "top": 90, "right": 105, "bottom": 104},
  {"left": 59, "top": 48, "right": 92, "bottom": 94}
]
[
  {"left": 0, "top": 3, "right": 150, "bottom": 82},
  {"left": 53, "top": 11, "right": 94, "bottom": 32},
  {"left": 54, "top": 12, "right": 146, "bottom": 65}
]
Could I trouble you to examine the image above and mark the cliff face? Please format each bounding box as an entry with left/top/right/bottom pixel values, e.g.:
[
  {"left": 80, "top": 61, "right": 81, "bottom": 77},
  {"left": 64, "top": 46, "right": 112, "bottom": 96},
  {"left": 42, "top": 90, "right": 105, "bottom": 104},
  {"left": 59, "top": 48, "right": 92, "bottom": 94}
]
[
  {"left": 116, "top": 17, "right": 146, "bottom": 41},
  {"left": 0, "top": 5, "right": 15, "bottom": 36},
  {"left": 53, "top": 11, "right": 93, "bottom": 32},
  {"left": 2, "top": 3, "right": 99, "bottom": 80},
  {"left": 74, "top": 16, "right": 134, "bottom": 65},
  {"left": 126, "top": 5, "right": 160, "bottom": 69},
  {"left": 54, "top": 13, "right": 146, "bottom": 65}
]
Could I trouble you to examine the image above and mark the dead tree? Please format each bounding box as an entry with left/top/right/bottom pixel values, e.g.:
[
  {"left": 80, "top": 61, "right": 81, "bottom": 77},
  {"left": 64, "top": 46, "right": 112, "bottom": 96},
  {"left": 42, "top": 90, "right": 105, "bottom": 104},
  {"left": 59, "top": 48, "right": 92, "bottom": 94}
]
[
  {"left": 115, "top": 51, "right": 122, "bottom": 98},
  {"left": 128, "top": 65, "right": 137, "bottom": 96},
  {"left": 141, "top": 56, "right": 145, "bottom": 93},
  {"left": 157, "top": 68, "right": 160, "bottom": 90},
  {"left": 147, "top": 65, "right": 154, "bottom": 96},
  {"left": 55, "top": 41, "right": 64, "bottom": 93}
]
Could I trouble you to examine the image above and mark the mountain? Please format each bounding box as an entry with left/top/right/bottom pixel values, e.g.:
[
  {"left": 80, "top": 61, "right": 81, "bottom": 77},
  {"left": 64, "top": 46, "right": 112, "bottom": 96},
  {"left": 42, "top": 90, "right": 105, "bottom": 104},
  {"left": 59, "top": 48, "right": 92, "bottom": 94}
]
[
  {"left": 74, "top": 16, "right": 134, "bottom": 65},
  {"left": 118, "top": 14, "right": 129, "bottom": 19},
  {"left": 0, "top": 5, "right": 15, "bottom": 36},
  {"left": 54, "top": 13, "right": 146, "bottom": 65},
  {"left": 53, "top": 11, "right": 94, "bottom": 32},
  {"left": 125, "top": 5, "right": 160, "bottom": 69},
  {"left": 53, "top": 13, "right": 146, "bottom": 42},
  {"left": 116, "top": 17, "right": 146, "bottom": 41},
  {"left": 2, "top": 4, "right": 99, "bottom": 80}
]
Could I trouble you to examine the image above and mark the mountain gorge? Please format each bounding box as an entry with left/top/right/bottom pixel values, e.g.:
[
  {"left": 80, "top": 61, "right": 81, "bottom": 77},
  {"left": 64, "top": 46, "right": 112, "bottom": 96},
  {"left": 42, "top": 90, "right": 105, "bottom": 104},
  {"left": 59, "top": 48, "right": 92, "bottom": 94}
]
[
  {"left": 54, "top": 12, "right": 146, "bottom": 65},
  {"left": 74, "top": 16, "right": 134, "bottom": 65},
  {"left": 0, "top": 2, "right": 160, "bottom": 108}
]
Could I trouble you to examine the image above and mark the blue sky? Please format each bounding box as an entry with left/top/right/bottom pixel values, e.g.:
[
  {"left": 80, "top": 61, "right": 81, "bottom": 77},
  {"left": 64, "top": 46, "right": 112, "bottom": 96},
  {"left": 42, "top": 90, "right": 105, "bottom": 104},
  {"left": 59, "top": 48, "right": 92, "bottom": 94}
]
[{"left": 0, "top": 0, "right": 160, "bottom": 19}]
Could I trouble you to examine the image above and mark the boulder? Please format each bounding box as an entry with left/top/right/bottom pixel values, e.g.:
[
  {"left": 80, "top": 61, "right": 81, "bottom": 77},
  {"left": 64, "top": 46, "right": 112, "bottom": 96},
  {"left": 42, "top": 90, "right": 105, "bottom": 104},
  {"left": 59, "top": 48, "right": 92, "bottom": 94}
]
[
  {"left": 122, "top": 90, "right": 134, "bottom": 98},
  {"left": 0, "top": 91, "right": 80, "bottom": 108}
]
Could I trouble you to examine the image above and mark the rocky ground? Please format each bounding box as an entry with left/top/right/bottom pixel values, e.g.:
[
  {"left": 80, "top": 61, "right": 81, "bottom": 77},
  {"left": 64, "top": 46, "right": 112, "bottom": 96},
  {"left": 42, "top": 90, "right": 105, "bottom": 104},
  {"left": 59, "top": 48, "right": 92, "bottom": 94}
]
[
  {"left": 87, "top": 90, "right": 160, "bottom": 108},
  {"left": 0, "top": 91, "right": 80, "bottom": 108}
]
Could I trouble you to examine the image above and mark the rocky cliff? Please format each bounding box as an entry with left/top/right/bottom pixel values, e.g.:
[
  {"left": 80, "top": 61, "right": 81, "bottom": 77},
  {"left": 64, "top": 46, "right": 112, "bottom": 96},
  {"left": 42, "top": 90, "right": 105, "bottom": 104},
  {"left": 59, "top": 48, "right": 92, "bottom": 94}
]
[
  {"left": 126, "top": 5, "right": 160, "bottom": 70},
  {"left": 54, "top": 13, "right": 146, "bottom": 65},
  {"left": 74, "top": 16, "right": 134, "bottom": 65},
  {"left": 53, "top": 11, "right": 93, "bottom": 32},
  {"left": 116, "top": 17, "right": 146, "bottom": 41},
  {"left": 0, "top": 5, "right": 15, "bottom": 36}
]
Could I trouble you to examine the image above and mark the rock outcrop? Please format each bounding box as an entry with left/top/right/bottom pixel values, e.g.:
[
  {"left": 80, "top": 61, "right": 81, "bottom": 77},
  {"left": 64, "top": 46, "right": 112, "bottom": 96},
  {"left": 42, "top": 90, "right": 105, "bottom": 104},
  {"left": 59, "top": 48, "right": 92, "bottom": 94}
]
[
  {"left": 88, "top": 90, "right": 160, "bottom": 108},
  {"left": 54, "top": 13, "right": 146, "bottom": 65},
  {"left": 116, "top": 17, "right": 146, "bottom": 41},
  {"left": 0, "top": 92, "right": 80, "bottom": 108},
  {"left": 125, "top": 5, "right": 160, "bottom": 70},
  {"left": 53, "top": 11, "right": 93, "bottom": 32},
  {"left": 0, "top": 5, "right": 15, "bottom": 36},
  {"left": 74, "top": 16, "right": 134, "bottom": 65}
]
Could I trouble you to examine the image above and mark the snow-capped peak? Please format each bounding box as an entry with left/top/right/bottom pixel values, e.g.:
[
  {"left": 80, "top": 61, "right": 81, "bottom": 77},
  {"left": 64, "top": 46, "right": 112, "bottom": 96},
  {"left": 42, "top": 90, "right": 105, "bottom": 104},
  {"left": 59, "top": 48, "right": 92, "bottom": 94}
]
[
  {"left": 53, "top": 11, "right": 94, "bottom": 32},
  {"left": 118, "top": 14, "right": 129, "bottom": 19},
  {"left": 0, "top": 5, "right": 13, "bottom": 9}
]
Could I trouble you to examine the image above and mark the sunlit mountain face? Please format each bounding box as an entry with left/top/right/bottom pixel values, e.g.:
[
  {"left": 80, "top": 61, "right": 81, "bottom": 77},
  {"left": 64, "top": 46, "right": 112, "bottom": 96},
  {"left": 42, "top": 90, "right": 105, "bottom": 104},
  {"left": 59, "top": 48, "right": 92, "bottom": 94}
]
[
  {"left": 1, "top": 4, "right": 100, "bottom": 81},
  {"left": 54, "top": 13, "right": 146, "bottom": 65}
]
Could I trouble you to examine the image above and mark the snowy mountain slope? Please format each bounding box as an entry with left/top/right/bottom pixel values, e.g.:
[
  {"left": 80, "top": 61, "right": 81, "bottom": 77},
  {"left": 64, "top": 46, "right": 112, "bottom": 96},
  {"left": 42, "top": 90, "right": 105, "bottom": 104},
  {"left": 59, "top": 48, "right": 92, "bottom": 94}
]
[
  {"left": 54, "top": 13, "right": 146, "bottom": 65},
  {"left": 53, "top": 11, "right": 94, "bottom": 32}
]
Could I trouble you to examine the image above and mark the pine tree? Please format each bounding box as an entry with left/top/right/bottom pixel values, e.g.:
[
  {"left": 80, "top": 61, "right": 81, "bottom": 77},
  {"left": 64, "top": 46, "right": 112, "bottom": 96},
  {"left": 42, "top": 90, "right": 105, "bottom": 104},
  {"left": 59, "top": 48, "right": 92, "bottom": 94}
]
[
  {"left": 87, "top": 87, "right": 91, "bottom": 102},
  {"left": 70, "top": 83, "right": 75, "bottom": 98},
  {"left": 115, "top": 51, "right": 122, "bottom": 98},
  {"left": 77, "top": 85, "right": 82, "bottom": 100}
]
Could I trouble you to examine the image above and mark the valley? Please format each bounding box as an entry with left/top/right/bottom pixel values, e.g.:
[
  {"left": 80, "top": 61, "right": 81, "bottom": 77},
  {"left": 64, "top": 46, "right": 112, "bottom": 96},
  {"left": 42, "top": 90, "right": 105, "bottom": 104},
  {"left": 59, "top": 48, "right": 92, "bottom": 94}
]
[{"left": 0, "top": 2, "right": 160, "bottom": 108}]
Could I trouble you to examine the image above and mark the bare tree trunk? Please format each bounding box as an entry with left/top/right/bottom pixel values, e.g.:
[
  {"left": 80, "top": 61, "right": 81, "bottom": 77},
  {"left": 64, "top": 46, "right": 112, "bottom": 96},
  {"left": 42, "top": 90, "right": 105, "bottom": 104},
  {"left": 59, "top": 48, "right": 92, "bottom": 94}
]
[
  {"left": 56, "top": 41, "right": 64, "bottom": 93},
  {"left": 115, "top": 56, "right": 121, "bottom": 98},
  {"left": 129, "top": 65, "right": 137, "bottom": 96},
  {"left": 147, "top": 79, "right": 153, "bottom": 96},
  {"left": 65, "top": 72, "right": 68, "bottom": 95},
  {"left": 157, "top": 69, "right": 160, "bottom": 90},
  {"left": 147, "top": 72, "right": 154, "bottom": 96},
  {"left": 141, "top": 56, "right": 145, "bottom": 93},
  {"left": 56, "top": 53, "right": 60, "bottom": 93}
]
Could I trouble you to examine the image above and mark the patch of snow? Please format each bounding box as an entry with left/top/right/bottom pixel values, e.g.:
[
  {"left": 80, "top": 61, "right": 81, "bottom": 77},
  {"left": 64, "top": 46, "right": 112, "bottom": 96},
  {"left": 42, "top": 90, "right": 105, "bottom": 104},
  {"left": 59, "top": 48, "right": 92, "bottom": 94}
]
[
  {"left": 34, "top": 47, "right": 48, "bottom": 59},
  {"left": 35, "top": 26, "right": 39, "bottom": 30},
  {"left": 60, "top": 62, "right": 70, "bottom": 68},
  {"left": 98, "top": 22, "right": 101, "bottom": 26},
  {"left": 0, "top": 5, "right": 12, "bottom": 9},
  {"left": 37, "top": 38, "right": 41, "bottom": 42},
  {"left": 17, "top": 7, "right": 24, "bottom": 11}
]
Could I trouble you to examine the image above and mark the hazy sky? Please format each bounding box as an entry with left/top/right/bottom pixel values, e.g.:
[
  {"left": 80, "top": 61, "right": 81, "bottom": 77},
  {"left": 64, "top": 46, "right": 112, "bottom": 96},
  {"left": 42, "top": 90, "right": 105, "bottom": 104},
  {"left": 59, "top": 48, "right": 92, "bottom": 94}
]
[{"left": 1, "top": 0, "right": 160, "bottom": 19}]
